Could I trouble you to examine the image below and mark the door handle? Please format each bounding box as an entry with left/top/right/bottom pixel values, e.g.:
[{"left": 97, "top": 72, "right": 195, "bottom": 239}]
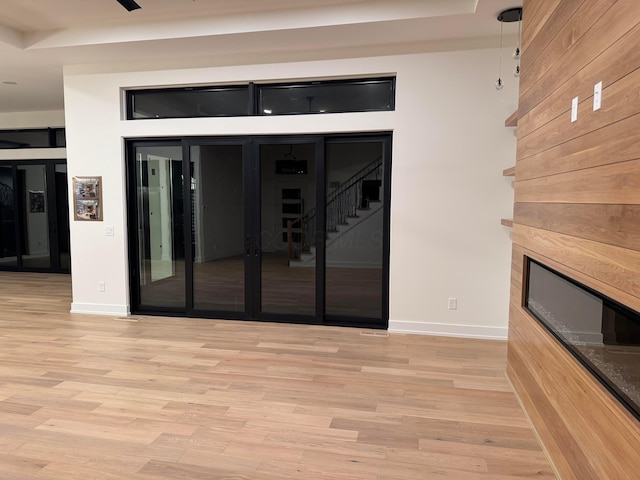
[
  {"left": 253, "top": 235, "right": 260, "bottom": 257},
  {"left": 245, "top": 235, "right": 252, "bottom": 256}
]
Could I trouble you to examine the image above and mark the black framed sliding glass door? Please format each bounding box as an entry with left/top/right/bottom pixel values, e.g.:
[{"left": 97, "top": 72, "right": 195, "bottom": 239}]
[
  {"left": 189, "top": 142, "right": 247, "bottom": 314},
  {"left": 0, "top": 160, "right": 70, "bottom": 273},
  {"left": 324, "top": 138, "right": 389, "bottom": 321},
  {"left": 127, "top": 134, "right": 390, "bottom": 328},
  {"left": 255, "top": 139, "right": 320, "bottom": 321},
  {"left": 130, "top": 143, "right": 186, "bottom": 311}
]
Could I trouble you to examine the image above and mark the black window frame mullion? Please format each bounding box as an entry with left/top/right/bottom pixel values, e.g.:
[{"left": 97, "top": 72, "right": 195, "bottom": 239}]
[
  {"left": 182, "top": 140, "right": 194, "bottom": 314},
  {"left": 248, "top": 82, "right": 256, "bottom": 116},
  {"left": 9, "top": 163, "right": 21, "bottom": 269},
  {"left": 315, "top": 139, "right": 326, "bottom": 322},
  {"left": 126, "top": 91, "right": 135, "bottom": 121},
  {"left": 45, "top": 162, "right": 60, "bottom": 272}
]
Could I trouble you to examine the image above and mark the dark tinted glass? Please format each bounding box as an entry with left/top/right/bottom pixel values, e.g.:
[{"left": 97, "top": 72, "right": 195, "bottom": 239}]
[
  {"left": 54, "top": 128, "right": 66, "bottom": 147},
  {"left": 0, "top": 130, "right": 50, "bottom": 149},
  {"left": 259, "top": 79, "right": 394, "bottom": 115},
  {"left": 191, "top": 144, "right": 245, "bottom": 313},
  {"left": 18, "top": 164, "right": 50, "bottom": 269},
  {"left": 129, "top": 87, "right": 250, "bottom": 119},
  {"left": 526, "top": 259, "right": 640, "bottom": 419},
  {"left": 133, "top": 145, "right": 186, "bottom": 309},
  {"left": 325, "top": 141, "right": 385, "bottom": 319},
  {"left": 260, "top": 143, "right": 316, "bottom": 316},
  {"left": 0, "top": 165, "right": 17, "bottom": 266}
]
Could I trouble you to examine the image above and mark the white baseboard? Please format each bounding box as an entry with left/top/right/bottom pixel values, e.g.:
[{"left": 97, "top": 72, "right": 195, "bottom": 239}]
[
  {"left": 388, "top": 320, "right": 508, "bottom": 340},
  {"left": 70, "top": 303, "right": 130, "bottom": 316}
]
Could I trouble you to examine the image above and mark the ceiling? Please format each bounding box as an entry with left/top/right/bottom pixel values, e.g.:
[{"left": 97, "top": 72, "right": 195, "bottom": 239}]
[{"left": 0, "top": 0, "right": 522, "bottom": 113}]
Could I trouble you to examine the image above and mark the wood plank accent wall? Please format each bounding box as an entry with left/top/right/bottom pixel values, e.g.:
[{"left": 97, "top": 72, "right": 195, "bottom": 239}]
[{"left": 507, "top": 0, "right": 640, "bottom": 479}]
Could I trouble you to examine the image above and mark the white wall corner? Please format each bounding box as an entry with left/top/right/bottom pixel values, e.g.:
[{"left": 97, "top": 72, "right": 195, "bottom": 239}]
[
  {"left": 388, "top": 320, "right": 508, "bottom": 340},
  {"left": 70, "top": 303, "right": 131, "bottom": 316}
]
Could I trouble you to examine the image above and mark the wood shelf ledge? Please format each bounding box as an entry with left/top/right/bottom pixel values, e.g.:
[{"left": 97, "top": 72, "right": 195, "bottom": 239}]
[
  {"left": 505, "top": 110, "right": 518, "bottom": 127},
  {"left": 503, "top": 166, "right": 516, "bottom": 176},
  {"left": 501, "top": 218, "right": 514, "bottom": 228}
]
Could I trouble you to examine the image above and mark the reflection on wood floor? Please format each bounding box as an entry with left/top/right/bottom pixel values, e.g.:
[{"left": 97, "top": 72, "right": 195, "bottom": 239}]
[
  {"left": 140, "top": 253, "right": 382, "bottom": 318},
  {"left": 0, "top": 272, "right": 555, "bottom": 479}
]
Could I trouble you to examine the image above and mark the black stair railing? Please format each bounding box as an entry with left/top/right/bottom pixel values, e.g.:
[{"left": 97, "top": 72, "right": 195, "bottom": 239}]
[{"left": 287, "top": 156, "right": 382, "bottom": 260}]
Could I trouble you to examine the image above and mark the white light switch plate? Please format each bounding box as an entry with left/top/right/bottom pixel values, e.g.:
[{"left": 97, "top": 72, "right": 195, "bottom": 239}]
[
  {"left": 571, "top": 97, "right": 578, "bottom": 122},
  {"left": 594, "top": 81, "right": 602, "bottom": 111}
]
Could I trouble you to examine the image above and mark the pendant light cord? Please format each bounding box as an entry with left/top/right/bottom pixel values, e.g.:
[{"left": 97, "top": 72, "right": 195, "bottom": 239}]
[
  {"left": 498, "top": 20, "right": 503, "bottom": 79},
  {"left": 517, "top": 12, "right": 522, "bottom": 51}
]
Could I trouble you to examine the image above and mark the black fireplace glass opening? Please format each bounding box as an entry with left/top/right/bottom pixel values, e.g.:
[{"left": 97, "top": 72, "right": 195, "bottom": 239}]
[{"left": 525, "top": 258, "right": 640, "bottom": 419}]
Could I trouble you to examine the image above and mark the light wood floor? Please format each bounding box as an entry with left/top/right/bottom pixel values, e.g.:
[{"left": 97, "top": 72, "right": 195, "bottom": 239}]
[{"left": 0, "top": 272, "right": 555, "bottom": 479}]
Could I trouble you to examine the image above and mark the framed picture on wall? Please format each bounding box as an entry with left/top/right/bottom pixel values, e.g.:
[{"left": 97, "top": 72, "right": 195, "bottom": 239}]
[
  {"left": 29, "top": 190, "right": 45, "bottom": 213},
  {"left": 73, "top": 176, "right": 102, "bottom": 221}
]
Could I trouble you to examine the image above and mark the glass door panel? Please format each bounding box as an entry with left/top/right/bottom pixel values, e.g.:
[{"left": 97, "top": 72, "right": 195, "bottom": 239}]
[
  {"left": 190, "top": 144, "right": 245, "bottom": 312},
  {"left": 325, "top": 141, "right": 385, "bottom": 319},
  {"left": 17, "top": 164, "right": 50, "bottom": 269},
  {"left": 134, "top": 145, "right": 186, "bottom": 309},
  {"left": 0, "top": 165, "right": 17, "bottom": 267},
  {"left": 127, "top": 135, "right": 389, "bottom": 327},
  {"left": 259, "top": 143, "right": 316, "bottom": 316}
]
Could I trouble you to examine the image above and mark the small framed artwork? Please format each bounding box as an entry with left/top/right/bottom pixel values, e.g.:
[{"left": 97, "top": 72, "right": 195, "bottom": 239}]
[
  {"left": 29, "top": 190, "right": 45, "bottom": 213},
  {"left": 73, "top": 176, "right": 102, "bottom": 221}
]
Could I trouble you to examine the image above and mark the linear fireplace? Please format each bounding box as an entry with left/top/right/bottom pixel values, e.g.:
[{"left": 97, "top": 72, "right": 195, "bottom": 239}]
[{"left": 524, "top": 258, "right": 640, "bottom": 420}]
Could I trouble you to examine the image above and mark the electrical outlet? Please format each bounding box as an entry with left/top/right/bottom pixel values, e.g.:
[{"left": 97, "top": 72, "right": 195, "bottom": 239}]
[
  {"left": 448, "top": 298, "right": 457, "bottom": 310},
  {"left": 105, "top": 226, "right": 114, "bottom": 236},
  {"left": 98, "top": 281, "right": 105, "bottom": 292}
]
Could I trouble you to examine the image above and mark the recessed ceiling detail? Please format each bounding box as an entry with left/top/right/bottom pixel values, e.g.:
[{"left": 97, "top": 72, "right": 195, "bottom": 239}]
[{"left": 0, "top": 0, "right": 521, "bottom": 112}]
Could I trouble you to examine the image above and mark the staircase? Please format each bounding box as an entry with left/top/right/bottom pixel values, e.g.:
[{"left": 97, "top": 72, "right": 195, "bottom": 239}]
[{"left": 287, "top": 156, "right": 383, "bottom": 267}]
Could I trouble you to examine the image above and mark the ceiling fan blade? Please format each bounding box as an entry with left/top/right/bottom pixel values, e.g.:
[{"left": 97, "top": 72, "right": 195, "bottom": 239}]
[{"left": 116, "top": 0, "right": 141, "bottom": 11}]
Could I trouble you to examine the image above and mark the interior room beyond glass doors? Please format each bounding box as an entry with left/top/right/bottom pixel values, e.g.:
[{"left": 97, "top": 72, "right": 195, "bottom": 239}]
[
  {"left": 128, "top": 135, "right": 390, "bottom": 328},
  {"left": 0, "top": 161, "right": 70, "bottom": 272}
]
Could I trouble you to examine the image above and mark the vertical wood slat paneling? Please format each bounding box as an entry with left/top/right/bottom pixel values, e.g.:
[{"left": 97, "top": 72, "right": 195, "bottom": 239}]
[
  {"left": 518, "top": 0, "right": 624, "bottom": 115},
  {"left": 516, "top": 113, "right": 640, "bottom": 181},
  {"left": 519, "top": 20, "right": 640, "bottom": 139},
  {"left": 514, "top": 159, "right": 640, "bottom": 204},
  {"left": 508, "top": 303, "right": 640, "bottom": 480},
  {"left": 509, "top": 246, "right": 640, "bottom": 480},
  {"left": 519, "top": 0, "right": 596, "bottom": 98},
  {"left": 520, "top": 0, "right": 563, "bottom": 55},
  {"left": 512, "top": 244, "right": 640, "bottom": 319},
  {"left": 514, "top": 203, "right": 640, "bottom": 251},
  {"left": 518, "top": 66, "right": 640, "bottom": 161},
  {"left": 508, "top": 0, "right": 640, "bottom": 478},
  {"left": 513, "top": 224, "right": 640, "bottom": 302}
]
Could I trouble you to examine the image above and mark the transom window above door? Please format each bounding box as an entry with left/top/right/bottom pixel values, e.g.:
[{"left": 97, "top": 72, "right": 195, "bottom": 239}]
[{"left": 125, "top": 77, "right": 395, "bottom": 119}]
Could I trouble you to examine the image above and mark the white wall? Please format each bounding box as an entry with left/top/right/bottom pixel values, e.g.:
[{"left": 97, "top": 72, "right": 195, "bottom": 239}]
[
  {"left": 63, "top": 48, "right": 518, "bottom": 337},
  {"left": 0, "top": 110, "right": 64, "bottom": 129}
]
